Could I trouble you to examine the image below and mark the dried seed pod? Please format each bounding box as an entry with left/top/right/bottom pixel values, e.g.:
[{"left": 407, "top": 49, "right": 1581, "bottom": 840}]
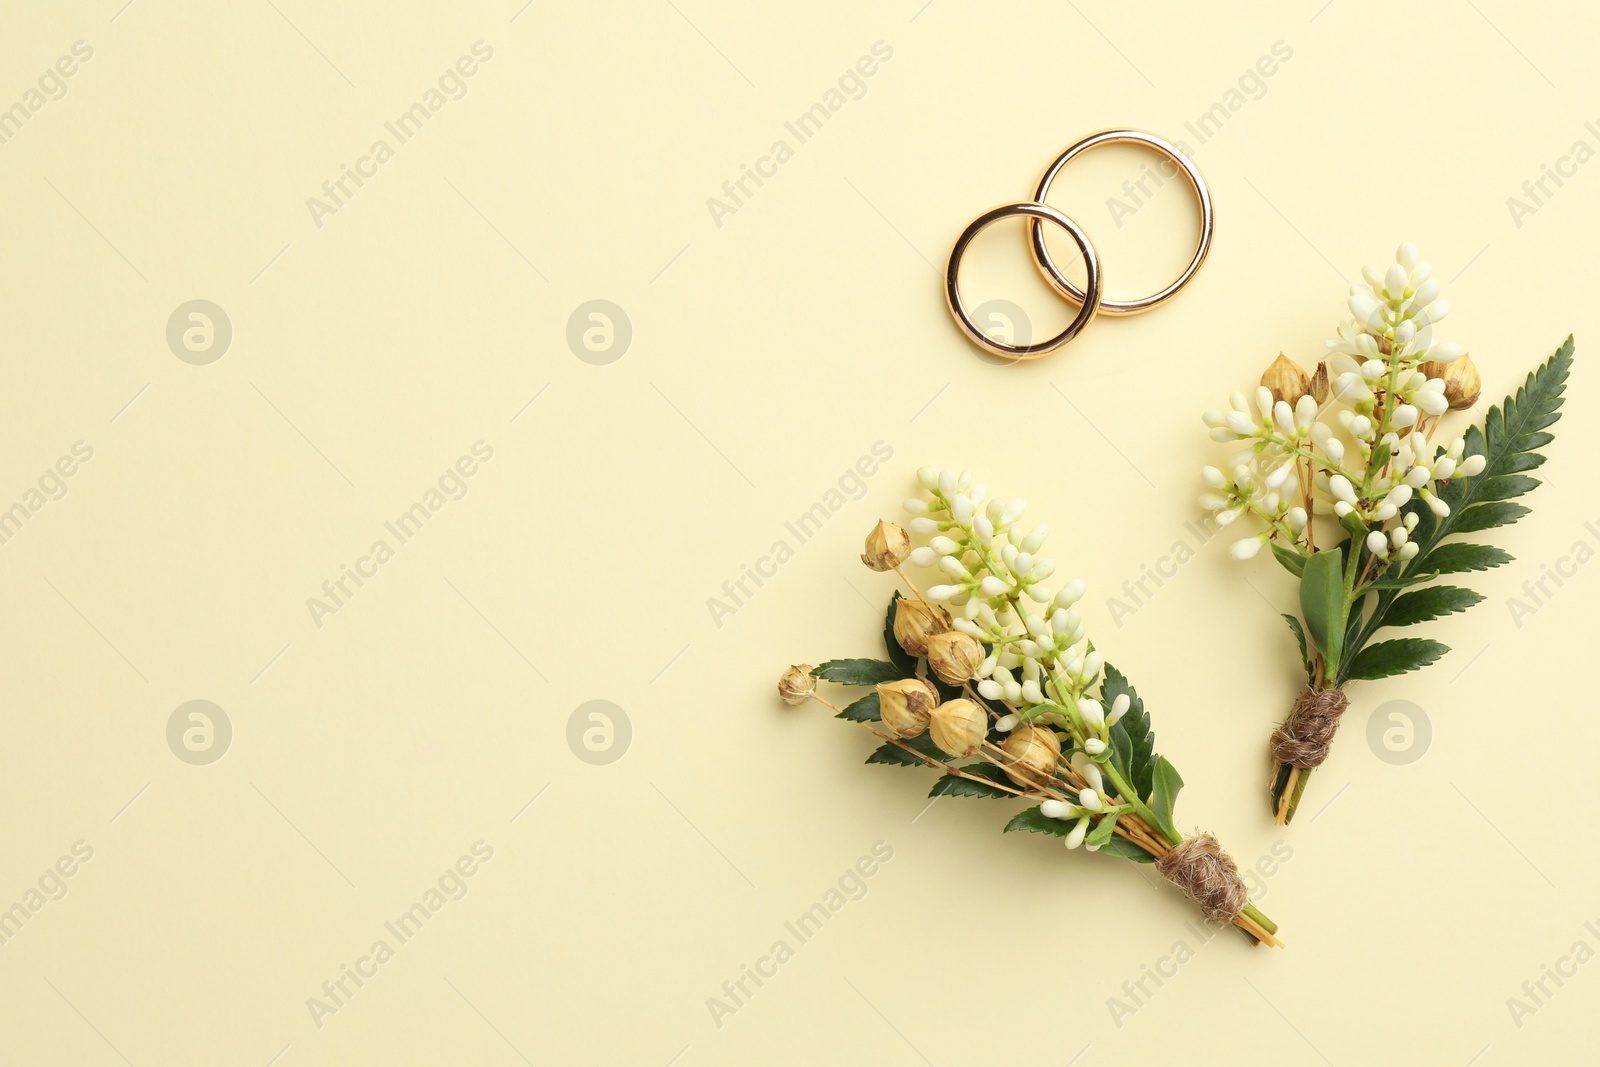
[
  {"left": 1309, "top": 360, "right": 1330, "bottom": 404},
  {"left": 861, "top": 520, "right": 911, "bottom": 572},
  {"left": 929, "top": 698, "right": 988, "bottom": 759},
  {"left": 1421, "top": 352, "right": 1481, "bottom": 410},
  {"left": 999, "top": 725, "right": 1062, "bottom": 788},
  {"left": 777, "top": 664, "right": 816, "bottom": 706},
  {"left": 926, "top": 630, "right": 983, "bottom": 686},
  {"left": 876, "top": 678, "right": 938, "bottom": 738},
  {"left": 1261, "top": 353, "right": 1311, "bottom": 405},
  {"left": 893, "top": 597, "right": 951, "bottom": 657}
]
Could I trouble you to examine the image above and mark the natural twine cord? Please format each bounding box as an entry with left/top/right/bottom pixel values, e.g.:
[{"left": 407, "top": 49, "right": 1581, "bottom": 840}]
[
  {"left": 1154, "top": 833, "right": 1248, "bottom": 926},
  {"left": 1268, "top": 686, "right": 1350, "bottom": 768}
]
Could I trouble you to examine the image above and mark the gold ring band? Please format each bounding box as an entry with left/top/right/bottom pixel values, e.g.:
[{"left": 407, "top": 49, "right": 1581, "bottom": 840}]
[
  {"left": 1029, "top": 128, "right": 1213, "bottom": 316},
  {"left": 945, "top": 202, "right": 1103, "bottom": 361}
]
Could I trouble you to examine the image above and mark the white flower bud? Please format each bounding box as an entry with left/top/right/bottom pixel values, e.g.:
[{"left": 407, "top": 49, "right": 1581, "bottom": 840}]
[
  {"left": 1064, "top": 819, "right": 1088, "bottom": 849},
  {"left": 1201, "top": 466, "right": 1227, "bottom": 488},
  {"left": 977, "top": 678, "right": 1003, "bottom": 700},
  {"left": 1398, "top": 541, "right": 1420, "bottom": 560},
  {"left": 1083, "top": 737, "right": 1106, "bottom": 755},
  {"left": 1077, "top": 697, "right": 1105, "bottom": 727},
  {"left": 1392, "top": 404, "right": 1419, "bottom": 430},
  {"left": 1366, "top": 530, "right": 1388, "bottom": 557},
  {"left": 1021, "top": 525, "right": 1049, "bottom": 553},
  {"left": 1423, "top": 492, "right": 1450, "bottom": 517},
  {"left": 1231, "top": 537, "right": 1263, "bottom": 561},
  {"left": 1459, "top": 455, "right": 1486, "bottom": 477},
  {"left": 1040, "top": 799, "right": 1073, "bottom": 820},
  {"left": 909, "top": 546, "right": 937, "bottom": 568},
  {"left": 1054, "top": 580, "right": 1086, "bottom": 609},
  {"left": 926, "top": 584, "right": 958, "bottom": 600},
  {"left": 1329, "top": 474, "right": 1357, "bottom": 503},
  {"left": 1078, "top": 788, "right": 1102, "bottom": 811}
]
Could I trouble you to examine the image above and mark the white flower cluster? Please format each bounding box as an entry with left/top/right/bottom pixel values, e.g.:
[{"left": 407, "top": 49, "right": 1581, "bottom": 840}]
[
  {"left": 905, "top": 466, "right": 1133, "bottom": 848},
  {"left": 1199, "top": 244, "right": 1487, "bottom": 565}
]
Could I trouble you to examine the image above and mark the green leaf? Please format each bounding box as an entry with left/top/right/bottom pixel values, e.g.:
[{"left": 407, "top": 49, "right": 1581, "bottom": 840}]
[
  {"left": 1383, "top": 586, "right": 1485, "bottom": 627},
  {"left": 1004, "top": 806, "right": 1077, "bottom": 837},
  {"left": 865, "top": 733, "right": 945, "bottom": 767},
  {"left": 1473, "top": 474, "right": 1541, "bottom": 502},
  {"left": 1347, "top": 341, "right": 1570, "bottom": 666},
  {"left": 1085, "top": 811, "right": 1120, "bottom": 849},
  {"left": 1362, "top": 571, "right": 1439, "bottom": 592},
  {"left": 1449, "top": 501, "right": 1532, "bottom": 535},
  {"left": 1147, "top": 757, "right": 1183, "bottom": 842},
  {"left": 1103, "top": 664, "right": 1156, "bottom": 800},
  {"left": 1423, "top": 542, "right": 1513, "bottom": 575},
  {"left": 1343, "top": 638, "right": 1449, "bottom": 682},
  {"left": 837, "top": 692, "right": 881, "bottom": 722},
  {"left": 1298, "top": 549, "right": 1347, "bottom": 670},
  {"left": 1282, "top": 613, "right": 1308, "bottom": 672},
  {"left": 928, "top": 764, "right": 1014, "bottom": 799},
  {"left": 814, "top": 658, "right": 902, "bottom": 685},
  {"left": 1095, "top": 835, "right": 1157, "bottom": 863},
  {"left": 882, "top": 592, "right": 917, "bottom": 677},
  {"left": 1271, "top": 541, "right": 1307, "bottom": 578},
  {"left": 1436, "top": 339, "right": 1571, "bottom": 522}
]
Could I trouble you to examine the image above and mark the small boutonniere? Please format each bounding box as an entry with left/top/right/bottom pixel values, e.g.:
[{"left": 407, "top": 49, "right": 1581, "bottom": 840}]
[
  {"left": 780, "top": 470, "right": 1282, "bottom": 945},
  {"left": 1197, "top": 243, "right": 1573, "bottom": 822}
]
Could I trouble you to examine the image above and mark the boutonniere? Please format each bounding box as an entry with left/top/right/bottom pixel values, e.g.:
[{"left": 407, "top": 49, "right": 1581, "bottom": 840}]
[
  {"left": 780, "top": 471, "right": 1281, "bottom": 944},
  {"left": 1197, "top": 243, "right": 1573, "bottom": 821}
]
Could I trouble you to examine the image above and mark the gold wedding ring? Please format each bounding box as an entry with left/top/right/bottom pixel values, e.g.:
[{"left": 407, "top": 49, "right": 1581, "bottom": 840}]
[
  {"left": 1030, "top": 128, "right": 1213, "bottom": 316},
  {"left": 945, "top": 202, "right": 1102, "bottom": 361},
  {"left": 944, "top": 128, "right": 1213, "bottom": 360}
]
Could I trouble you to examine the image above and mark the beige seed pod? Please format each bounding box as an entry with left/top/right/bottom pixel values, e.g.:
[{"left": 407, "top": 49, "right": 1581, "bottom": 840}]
[
  {"left": 861, "top": 520, "right": 911, "bottom": 572},
  {"left": 1261, "top": 353, "right": 1311, "bottom": 405},
  {"left": 876, "top": 678, "right": 938, "bottom": 738},
  {"left": 893, "top": 597, "right": 951, "bottom": 657},
  {"left": 999, "top": 725, "right": 1062, "bottom": 789},
  {"left": 929, "top": 698, "right": 988, "bottom": 759},
  {"left": 777, "top": 664, "right": 816, "bottom": 706},
  {"left": 1421, "top": 352, "right": 1481, "bottom": 410},
  {"left": 1309, "top": 360, "right": 1330, "bottom": 404},
  {"left": 926, "top": 630, "right": 983, "bottom": 686}
]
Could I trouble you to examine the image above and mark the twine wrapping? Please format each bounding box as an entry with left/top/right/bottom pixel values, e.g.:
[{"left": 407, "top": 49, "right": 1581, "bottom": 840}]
[
  {"left": 1154, "top": 833, "right": 1248, "bottom": 926},
  {"left": 1268, "top": 686, "right": 1350, "bottom": 768}
]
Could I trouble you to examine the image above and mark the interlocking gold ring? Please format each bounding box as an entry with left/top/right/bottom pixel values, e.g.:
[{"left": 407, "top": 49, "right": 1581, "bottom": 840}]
[
  {"left": 1029, "top": 128, "right": 1213, "bottom": 316},
  {"left": 945, "top": 202, "right": 1102, "bottom": 361}
]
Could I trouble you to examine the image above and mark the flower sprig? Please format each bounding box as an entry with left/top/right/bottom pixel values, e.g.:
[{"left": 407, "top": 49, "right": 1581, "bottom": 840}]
[
  {"left": 780, "top": 471, "right": 1283, "bottom": 944},
  {"left": 1197, "top": 243, "right": 1574, "bottom": 822}
]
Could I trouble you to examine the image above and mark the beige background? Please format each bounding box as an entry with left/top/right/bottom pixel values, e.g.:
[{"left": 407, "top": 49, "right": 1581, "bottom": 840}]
[{"left": 2, "top": 0, "right": 1596, "bottom": 1063}]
